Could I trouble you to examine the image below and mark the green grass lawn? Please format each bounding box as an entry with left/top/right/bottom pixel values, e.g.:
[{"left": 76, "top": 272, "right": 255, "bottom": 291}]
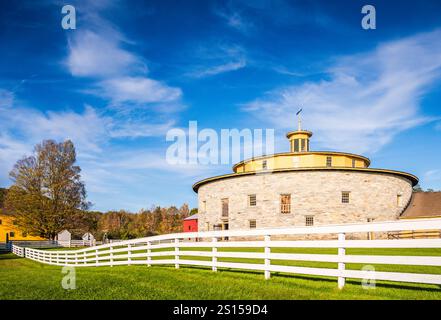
[{"left": 1, "top": 248, "right": 441, "bottom": 300}]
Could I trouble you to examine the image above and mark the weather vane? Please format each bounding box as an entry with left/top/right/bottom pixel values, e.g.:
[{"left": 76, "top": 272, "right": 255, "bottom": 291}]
[{"left": 296, "top": 108, "right": 303, "bottom": 131}]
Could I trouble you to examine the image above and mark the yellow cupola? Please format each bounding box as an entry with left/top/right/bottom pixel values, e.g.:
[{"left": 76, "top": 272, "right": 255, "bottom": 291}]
[
  {"left": 286, "top": 110, "right": 312, "bottom": 153},
  {"left": 229, "top": 109, "right": 372, "bottom": 174}
]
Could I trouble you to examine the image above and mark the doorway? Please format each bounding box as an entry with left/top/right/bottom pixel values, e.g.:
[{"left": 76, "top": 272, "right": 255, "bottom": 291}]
[{"left": 223, "top": 222, "right": 229, "bottom": 241}]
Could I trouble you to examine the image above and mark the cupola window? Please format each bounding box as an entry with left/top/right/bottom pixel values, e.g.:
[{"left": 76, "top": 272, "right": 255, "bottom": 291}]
[{"left": 326, "top": 156, "right": 332, "bottom": 167}]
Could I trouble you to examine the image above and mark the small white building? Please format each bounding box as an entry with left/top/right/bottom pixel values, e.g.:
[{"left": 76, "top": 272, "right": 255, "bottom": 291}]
[
  {"left": 57, "top": 229, "right": 71, "bottom": 242},
  {"left": 82, "top": 232, "right": 95, "bottom": 241}
]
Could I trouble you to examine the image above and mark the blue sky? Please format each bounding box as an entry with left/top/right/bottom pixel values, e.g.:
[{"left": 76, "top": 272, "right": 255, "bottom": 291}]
[{"left": 0, "top": 0, "right": 441, "bottom": 212}]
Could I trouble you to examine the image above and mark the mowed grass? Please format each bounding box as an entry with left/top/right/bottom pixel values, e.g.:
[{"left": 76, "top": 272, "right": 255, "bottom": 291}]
[{"left": 1, "top": 247, "right": 441, "bottom": 300}]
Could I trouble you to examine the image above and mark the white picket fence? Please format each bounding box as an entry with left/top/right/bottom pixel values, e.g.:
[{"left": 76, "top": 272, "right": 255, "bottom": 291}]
[{"left": 11, "top": 219, "right": 441, "bottom": 289}]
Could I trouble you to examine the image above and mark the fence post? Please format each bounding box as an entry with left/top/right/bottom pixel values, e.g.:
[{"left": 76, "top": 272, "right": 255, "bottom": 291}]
[
  {"left": 147, "top": 241, "right": 151, "bottom": 267},
  {"left": 338, "top": 233, "right": 346, "bottom": 289},
  {"left": 264, "top": 235, "right": 271, "bottom": 280},
  {"left": 95, "top": 249, "right": 99, "bottom": 267},
  {"left": 128, "top": 243, "right": 132, "bottom": 266},
  {"left": 84, "top": 251, "right": 87, "bottom": 265},
  {"left": 75, "top": 252, "right": 78, "bottom": 265},
  {"left": 175, "top": 238, "right": 180, "bottom": 269},
  {"left": 212, "top": 237, "right": 217, "bottom": 272},
  {"left": 110, "top": 246, "right": 114, "bottom": 267}
]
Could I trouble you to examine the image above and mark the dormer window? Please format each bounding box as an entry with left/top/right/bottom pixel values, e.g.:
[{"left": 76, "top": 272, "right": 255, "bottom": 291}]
[{"left": 262, "top": 160, "right": 267, "bottom": 170}]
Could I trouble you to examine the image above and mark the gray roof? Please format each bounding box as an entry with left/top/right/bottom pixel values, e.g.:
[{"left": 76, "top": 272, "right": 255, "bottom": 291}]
[
  {"left": 184, "top": 214, "right": 198, "bottom": 221},
  {"left": 401, "top": 192, "right": 441, "bottom": 219}
]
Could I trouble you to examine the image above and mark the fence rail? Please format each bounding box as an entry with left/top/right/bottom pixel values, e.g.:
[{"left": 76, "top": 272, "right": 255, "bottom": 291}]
[
  {"left": 388, "top": 229, "right": 441, "bottom": 239},
  {"left": 11, "top": 218, "right": 441, "bottom": 289},
  {"left": 0, "top": 242, "right": 11, "bottom": 252}
]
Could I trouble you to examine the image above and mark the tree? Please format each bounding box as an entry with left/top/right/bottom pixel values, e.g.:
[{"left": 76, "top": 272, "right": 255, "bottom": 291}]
[
  {"left": 0, "top": 188, "right": 7, "bottom": 207},
  {"left": 5, "top": 140, "right": 88, "bottom": 239},
  {"left": 413, "top": 184, "right": 423, "bottom": 192}
]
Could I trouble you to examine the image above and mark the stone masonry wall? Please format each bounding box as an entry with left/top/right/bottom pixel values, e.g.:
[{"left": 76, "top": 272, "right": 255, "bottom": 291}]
[{"left": 197, "top": 170, "right": 413, "bottom": 239}]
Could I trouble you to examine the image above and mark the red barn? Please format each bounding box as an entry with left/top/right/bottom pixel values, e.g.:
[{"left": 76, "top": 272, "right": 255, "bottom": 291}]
[{"left": 183, "top": 214, "right": 198, "bottom": 232}]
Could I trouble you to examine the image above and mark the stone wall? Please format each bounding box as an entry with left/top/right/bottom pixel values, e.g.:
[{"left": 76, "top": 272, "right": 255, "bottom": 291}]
[{"left": 197, "top": 170, "right": 413, "bottom": 239}]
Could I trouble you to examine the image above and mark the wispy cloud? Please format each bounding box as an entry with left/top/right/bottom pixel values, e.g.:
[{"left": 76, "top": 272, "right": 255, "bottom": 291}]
[
  {"left": 0, "top": 89, "right": 196, "bottom": 206},
  {"left": 187, "top": 43, "right": 247, "bottom": 78},
  {"left": 214, "top": 4, "right": 253, "bottom": 34},
  {"left": 424, "top": 169, "right": 441, "bottom": 181},
  {"left": 190, "top": 59, "right": 246, "bottom": 78},
  {"left": 243, "top": 29, "right": 441, "bottom": 154}
]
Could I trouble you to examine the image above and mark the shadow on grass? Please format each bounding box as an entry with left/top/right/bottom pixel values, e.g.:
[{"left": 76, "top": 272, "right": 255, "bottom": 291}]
[
  {"left": 154, "top": 264, "right": 441, "bottom": 293},
  {"left": 0, "top": 254, "right": 22, "bottom": 261}
]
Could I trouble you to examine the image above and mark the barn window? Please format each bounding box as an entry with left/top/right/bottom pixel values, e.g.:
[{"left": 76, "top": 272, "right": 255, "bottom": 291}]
[
  {"left": 221, "top": 198, "right": 229, "bottom": 217},
  {"left": 22, "top": 232, "right": 27, "bottom": 237},
  {"left": 249, "top": 220, "right": 257, "bottom": 229},
  {"left": 326, "top": 156, "right": 332, "bottom": 167},
  {"left": 202, "top": 200, "right": 206, "bottom": 212},
  {"left": 280, "top": 194, "right": 291, "bottom": 214},
  {"left": 342, "top": 191, "right": 350, "bottom": 203},
  {"left": 305, "top": 216, "right": 314, "bottom": 226},
  {"left": 248, "top": 194, "right": 257, "bottom": 207},
  {"left": 12, "top": 220, "right": 18, "bottom": 226},
  {"left": 262, "top": 160, "right": 267, "bottom": 170},
  {"left": 352, "top": 159, "right": 356, "bottom": 168},
  {"left": 9, "top": 232, "right": 15, "bottom": 238}
]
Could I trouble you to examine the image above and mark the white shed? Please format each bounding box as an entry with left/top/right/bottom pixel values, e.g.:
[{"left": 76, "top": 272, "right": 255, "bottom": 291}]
[
  {"left": 82, "top": 232, "right": 95, "bottom": 241},
  {"left": 57, "top": 230, "right": 71, "bottom": 241}
]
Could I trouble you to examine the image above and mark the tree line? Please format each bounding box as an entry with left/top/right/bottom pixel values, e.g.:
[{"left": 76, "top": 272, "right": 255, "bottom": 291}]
[{"left": 1, "top": 139, "right": 195, "bottom": 240}]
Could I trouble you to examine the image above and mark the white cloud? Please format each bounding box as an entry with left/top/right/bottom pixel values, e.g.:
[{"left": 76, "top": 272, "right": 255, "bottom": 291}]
[
  {"left": 243, "top": 29, "right": 441, "bottom": 154},
  {"left": 64, "top": 7, "right": 184, "bottom": 112},
  {"left": 66, "top": 30, "right": 145, "bottom": 78},
  {"left": 93, "top": 77, "right": 182, "bottom": 105}
]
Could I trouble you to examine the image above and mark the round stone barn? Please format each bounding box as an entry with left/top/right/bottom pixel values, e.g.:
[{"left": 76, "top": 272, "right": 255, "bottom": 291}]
[{"left": 193, "top": 120, "right": 418, "bottom": 233}]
